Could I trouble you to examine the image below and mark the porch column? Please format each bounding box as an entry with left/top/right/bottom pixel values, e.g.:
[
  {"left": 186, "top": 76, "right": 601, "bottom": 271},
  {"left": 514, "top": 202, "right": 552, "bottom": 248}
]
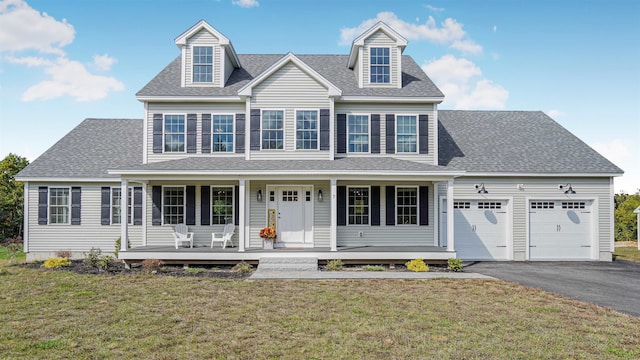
[
  {"left": 238, "top": 179, "right": 246, "bottom": 252},
  {"left": 120, "top": 178, "right": 129, "bottom": 252},
  {"left": 330, "top": 178, "right": 337, "bottom": 251},
  {"left": 433, "top": 183, "right": 439, "bottom": 247},
  {"left": 446, "top": 179, "right": 455, "bottom": 252}
]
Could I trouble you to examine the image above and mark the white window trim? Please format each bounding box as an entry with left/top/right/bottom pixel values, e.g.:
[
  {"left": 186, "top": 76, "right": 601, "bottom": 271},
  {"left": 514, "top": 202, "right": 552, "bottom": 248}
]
[
  {"left": 211, "top": 185, "right": 235, "bottom": 225},
  {"left": 294, "top": 109, "right": 320, "bottom": 151},
  {"left": 260, "top": 109, "right": 286, "bottom": 151},
  {"left": 192, "top": 45, "right": 214, "bottom": 84},
  {"left": 395, "top": 114, "right": 419, "bottom": 154},
  {"left": 395, "top": 186, "right": 419, "bottom": 226},
  {"left": 346, "top": 185, "right": 371, "bottom": 226},
  {"left": 110, "top": 186, "right": 134, "bottom": 225},
  {"left": 347, "top": 113, "right": 371, "bottom": 154},
  {"left": 211, "top": 113, "right": 235, "bottom": 153},
  {"left": 163, "top": 113, "right": 187, "bottom": 154},
  {"left": 368, "top": 46, "right": 391, "bottom": 85},
  {"left": 48, "top": 186, "right": 71, "bottom": 225},
  {"left": 162, "top": 185, "right": 186, "bottom": 226}
]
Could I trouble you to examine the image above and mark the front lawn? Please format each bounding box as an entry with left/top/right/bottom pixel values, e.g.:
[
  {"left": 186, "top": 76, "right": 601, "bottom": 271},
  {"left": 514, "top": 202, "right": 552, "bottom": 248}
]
[
  {"left": 0, "top": 244, "right": 25, "bottom": 265},
  {"left": 1, "top": 267, "right": 638, "bottom": 358},
  {"left": 614, "top": 245, "right": 640, "bottom": 262}
]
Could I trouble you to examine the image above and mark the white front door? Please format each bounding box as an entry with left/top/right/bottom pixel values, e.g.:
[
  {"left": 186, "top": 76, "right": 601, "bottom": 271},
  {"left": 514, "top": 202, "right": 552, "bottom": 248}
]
[{"left": 277, "top": 188, "right": 305, "bottom": 243}]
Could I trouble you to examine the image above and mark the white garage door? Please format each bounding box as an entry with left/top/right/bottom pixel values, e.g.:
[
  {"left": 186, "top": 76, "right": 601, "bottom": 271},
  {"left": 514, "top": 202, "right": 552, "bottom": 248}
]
[
  {"left": 529, "top": 200, "right": 592, "bottom": 260},
  {"left": 442, "top": 200, "right": 508, "bottom": 260}
]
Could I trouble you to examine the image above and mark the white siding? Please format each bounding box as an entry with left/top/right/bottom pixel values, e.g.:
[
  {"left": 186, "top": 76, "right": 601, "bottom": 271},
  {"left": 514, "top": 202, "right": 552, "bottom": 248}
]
[
  {"left": 185, "top": 29, "right": 221, "bottom": 87},
  {"left": 363, "top": 30, "right": 399, "bottom": 88},
  {"left": 250, "top": 62, "right": 332, "bottom": 160}
]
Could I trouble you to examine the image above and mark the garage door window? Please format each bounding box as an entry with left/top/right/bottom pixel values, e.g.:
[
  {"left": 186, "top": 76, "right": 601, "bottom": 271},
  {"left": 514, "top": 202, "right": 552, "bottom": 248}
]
[
  {"left": 478, "top": 202, "right": 502, "bottom": 209},
  {"left": 453, "top": 201, "right": 470, "bottom": 209},
  {"left": 531, "top": 201, "right": 554, "bottom": 209},
  {"left": 562, "top": 201, "right": 585, "bottom": 209}
]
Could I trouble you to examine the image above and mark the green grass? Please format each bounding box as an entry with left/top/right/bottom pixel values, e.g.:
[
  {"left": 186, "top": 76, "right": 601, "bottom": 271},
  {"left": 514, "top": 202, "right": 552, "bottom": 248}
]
[
  {"left": 614, "top": 245, "right": 640, "bottom": 262},
  {"left": 0, "top": 245, "right": 25, "bottom": 265}
]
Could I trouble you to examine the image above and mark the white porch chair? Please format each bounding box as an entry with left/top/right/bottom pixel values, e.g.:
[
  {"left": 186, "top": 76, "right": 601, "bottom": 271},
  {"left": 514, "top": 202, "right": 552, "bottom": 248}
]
[
  {"left": 211, "top": 223, "right": 235, "bottom": 249},
  {"left": 173, "top": 224, "right": 194, "bottom": 249}
]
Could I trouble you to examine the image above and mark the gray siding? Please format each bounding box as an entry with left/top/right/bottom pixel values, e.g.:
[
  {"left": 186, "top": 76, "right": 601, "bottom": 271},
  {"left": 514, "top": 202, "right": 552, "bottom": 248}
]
[
  {"left": 185, "top": 29, "right": 221, "bottom": 87},
  {"left": 363, "top": 30, "right": 399, "bottom": 88}
]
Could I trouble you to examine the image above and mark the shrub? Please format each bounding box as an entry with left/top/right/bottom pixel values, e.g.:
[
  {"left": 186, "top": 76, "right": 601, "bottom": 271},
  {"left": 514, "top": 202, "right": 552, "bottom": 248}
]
[
  {"left": 98, "top": 255, "right": 114, "bottom": 272},
  {"left": 448, "top": 258, "right": 463, "bottom": 272},
  {"left": 326, "top": 259, "right": 344, "bottom": 271},
  {"left": 55, "top": 250, "right": 71, "bottom": 259},
  {"left": 43, "top": 257, "right": 71, "bottom": 269},
  {"left": 231, "top": 261, "right": 253, "bottom": 273},
  {"left": 83, "top": 248, "right": 102, "bottom": 268},
  {"left": 406, "top": 258, "right": 429, "bottom": 272},
  {"left": 4, "top": 242, "right": 23, "bottom": 263},
  {"left": 114, "top": 237, "right": 130, "bottom": 258},
  {"left": 362, "top": 265, "right": 385, "bottom": 271},
  {"left": 141, "top": 259, "right": 164, "bottom": 272}
]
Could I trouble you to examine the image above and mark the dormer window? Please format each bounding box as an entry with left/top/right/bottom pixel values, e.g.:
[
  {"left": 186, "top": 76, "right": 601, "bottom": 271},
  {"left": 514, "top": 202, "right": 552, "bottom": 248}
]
[
  {"left": 370, "top": 47, "right": 390, "bottom": 83},
  {"left": 193, "top": 46, "right": 213, "bottom": 83}
]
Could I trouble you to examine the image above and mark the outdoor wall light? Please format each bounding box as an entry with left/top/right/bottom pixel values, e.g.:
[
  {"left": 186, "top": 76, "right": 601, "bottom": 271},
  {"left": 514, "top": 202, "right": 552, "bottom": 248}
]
[
  {"left": 475, "top": 183, "right": 488, "bottom": 194},
  {"left": 558, "top": 184, "right": 576, "bottom": 194},
  {"left": 318, "top": 189, "right": 323, "bottom": 202},
  {"left": 257, "top": 189, "right": 263, "bottom": 202}
]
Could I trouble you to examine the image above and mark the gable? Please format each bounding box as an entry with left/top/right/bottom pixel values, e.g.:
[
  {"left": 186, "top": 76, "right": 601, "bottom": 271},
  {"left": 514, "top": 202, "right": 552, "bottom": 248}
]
[{"left": 252, "top": 62, "right": 331, "bottom": 107}]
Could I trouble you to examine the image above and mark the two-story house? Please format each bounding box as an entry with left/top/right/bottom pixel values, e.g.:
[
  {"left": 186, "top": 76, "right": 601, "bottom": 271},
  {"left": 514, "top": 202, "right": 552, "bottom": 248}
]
[{"left": 16, "top": 20, "right": 623, "bottom": 264}]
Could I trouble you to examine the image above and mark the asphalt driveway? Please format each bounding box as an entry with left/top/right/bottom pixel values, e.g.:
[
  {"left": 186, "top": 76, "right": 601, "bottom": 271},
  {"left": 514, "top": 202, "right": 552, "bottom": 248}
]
[{"left": 466, "top": 260, "right": 640, "bottom": 317}]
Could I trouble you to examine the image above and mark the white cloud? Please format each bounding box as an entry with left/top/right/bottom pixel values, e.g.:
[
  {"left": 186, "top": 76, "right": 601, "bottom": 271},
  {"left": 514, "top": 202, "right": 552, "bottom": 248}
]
[
  {"left": 425, "top": 4, "right": 445, "bottom": 12},
  {"left": 592, "top": 139, "right": 640, "bottom": 193},
  {"left": 547, "top": 109, "right": 564, "bottom": 118},
  {"left": 21, "top": 57, "right": 124, "bottom": 102},
  {"left": 423, "top": 54, "right": 508, "bottom": 109},
  {"left": 93, "top": 54, "right": 117, "bottom": 71},
  {"left": 0, "top": 0, "right": 75, "bottom": 54},
  {"left": 493, "top": 25, "right": 497, "bottom": 33},
  {"left": 232, "top": 0, "right": 259, "bottom": 8},
  {"left": 339, "top": 12, "right": 482, "bottom": 54},
  {"left": 5, "top": 55, "right": 52, "bottom": 67}
]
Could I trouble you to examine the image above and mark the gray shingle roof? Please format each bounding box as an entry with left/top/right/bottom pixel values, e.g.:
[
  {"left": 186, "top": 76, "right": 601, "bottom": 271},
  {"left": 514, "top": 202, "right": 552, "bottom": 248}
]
[
  {"left": 136, "top": 54, "right": 444, "bottom": 98},
  {"left": 16, "top": 119, "right": 143, "bottom": 179},
  {"left": 438, "top": 110, "right": 623, "bottom": 174}
]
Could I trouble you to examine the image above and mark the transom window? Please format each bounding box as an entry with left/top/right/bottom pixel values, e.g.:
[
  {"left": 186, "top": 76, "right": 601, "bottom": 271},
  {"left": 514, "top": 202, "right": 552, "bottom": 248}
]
[
  {"left": 212, "top": 187, "right": 233, "bottom": 225},
  {"left": 111, "top": 187, "right": 133, "bottom": 225},
  {"left": 397, "top": 187, "right": 417, "bottom": 225},
  {"left": 213, "top": 114, "right": 234, "bottom": 152},
  {"left": 163, "top": 187, "right": 185, "bottom": 225},
  {"left": 348, "top": 115, "right": 369, "bottom": 153},
  {"left": 49, "top": 187, "right": 70, "bottom": 224},
  {"left": 396, "top": 115, "right": 417, "bottom": 153},
  {"left": 262, "top": 110, "right": 284, "bottom": 150},
  {"left": 296, "top": 110, "right": 318, "bottom": 150},
  {"left": 370, "top": 47, "right": 390, "bottom": 83},
  {"left": 164, "top": 115, "right": 185, "bottom": 152},
  {"left": 193, "top": 46, "right": 213, "bottom": 83},
  {"left": 348, "top": 187, "right": 369, "bottom": 225}
]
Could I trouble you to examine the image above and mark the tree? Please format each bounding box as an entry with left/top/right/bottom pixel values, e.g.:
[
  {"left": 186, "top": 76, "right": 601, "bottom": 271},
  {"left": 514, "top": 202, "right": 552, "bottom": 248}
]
[
  {"left": 614, "top": 190, "right": 640, "bottom": 242},
  {"left": 0, "top": 153, "right": 29, "bottom": 241}
]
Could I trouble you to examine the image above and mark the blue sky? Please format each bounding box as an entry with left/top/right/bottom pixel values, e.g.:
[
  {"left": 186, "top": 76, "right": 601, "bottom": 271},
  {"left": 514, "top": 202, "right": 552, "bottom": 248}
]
[{"left": 0, "top": 0, "right": 638, "bottom": 192}]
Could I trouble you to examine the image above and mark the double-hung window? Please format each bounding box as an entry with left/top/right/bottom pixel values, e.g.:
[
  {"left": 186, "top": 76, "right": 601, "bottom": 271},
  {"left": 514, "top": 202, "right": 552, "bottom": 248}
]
[
  {"left": 348, "top": 115, "right": 369, "bottom": 153},
  {"left": 396, "top": 187, "right": 418, "bottom": 225},
  {"left": 111, "top": 187, "right": 133, "bottom": 225},
  {"left": 348, "top": 187, "right": 369, "bottom": 225},
  {"left": 49, "top": 187, "right": 70, "bottom": 224},
  {"left": 164, "top": 115, "right": 185, "bottom": 152},
  {"left": 262, "top": 110, "right": 284, "bottom": 150},
  {"left": 370, "top": 47, "right": 390, "bottom": 83},
  {"left": 213, "top": 114, "right": 234, "bottom": 152},
  {"left": 163, "top": 187, "right": 185, "bottom": 225},
  {"left": 193, "top": 46, "right": 213, "bottom": 83},
  {"left": 296, "top": 110, "right": 318, "bottom": 150},
  {"left": 396, "top": 115, "right": 417, "bottom": 153},
  {"left": 211, "top": 186, "right": 234, "bottom": 225}
]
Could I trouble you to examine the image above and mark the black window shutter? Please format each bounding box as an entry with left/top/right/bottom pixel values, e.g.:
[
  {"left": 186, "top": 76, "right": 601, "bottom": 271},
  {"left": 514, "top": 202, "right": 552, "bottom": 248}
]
[
  {"left": 371, "top": 114, "right": 380, "bottom": 154},
  {"left": 337, "top": 186, "right": 346, "bottom": 226},
  {"left": 385, "top": 186, "right": 395, "bottom": 226},
  {"left": 234, "top": 185, "right": 240, "bottom": 226},
  {"left": 250, "top": 109, "right": 261, "bottom": 150},
  {"left": 187, "top": 114, "right": 197, "bottom": 153},
  {"left": 385, "top": 114, "right": 395, "bottom": 154},
  {"left": 153, "top": 114, "right": 163, "bottom": 153},
  {"left": 71, "top": 187, "right": 81, "bottom": 225},
  {"left": 419, "top": 186, "right": 429, "bottom": 225},
  {"left": 202, "top": 114, "right": 211, "bottom": 153},
  {"left": 337, "top": 114, "right": 347, "bottom": 154},
  {"left": 152, "top": 186, "right": 162, "bottom": 226},
  {"left": 235, "top": 113, "right": 245, "bottom": 153},
  {"left": 371, "top": 186, "right": 381, "bottom": 226},
  {"left": 133, "top": 187, "right": 143, "bottom": 225},
  {"left": 419, "top": 114, "right": 429, "bottom": 154},
  {"left": 38, "top": 186, "right": 48, "bottom": 225},
  {"left": 201, "top": 186, "right": 210, "bottom": 226},
  {"left": 319, "top": 109, "right": 330, "bottom": 150},
  {"left": 186, "top": 186, "right": 196, "bottom": 225},
  {"left": 101, "top": 187, "right": 111, "bottom": 225}
]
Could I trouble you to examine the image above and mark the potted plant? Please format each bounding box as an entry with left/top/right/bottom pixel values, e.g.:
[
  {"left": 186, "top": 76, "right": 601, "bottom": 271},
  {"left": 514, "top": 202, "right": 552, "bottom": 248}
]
[{"left": 259, "top": 227, "right": 277, "bottom": 249}]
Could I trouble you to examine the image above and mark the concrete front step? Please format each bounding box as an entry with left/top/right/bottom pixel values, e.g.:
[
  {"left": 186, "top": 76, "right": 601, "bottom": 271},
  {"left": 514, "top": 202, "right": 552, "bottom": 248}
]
[{"left": 257, "top": 257, "right": 318, "bottom": 272}]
